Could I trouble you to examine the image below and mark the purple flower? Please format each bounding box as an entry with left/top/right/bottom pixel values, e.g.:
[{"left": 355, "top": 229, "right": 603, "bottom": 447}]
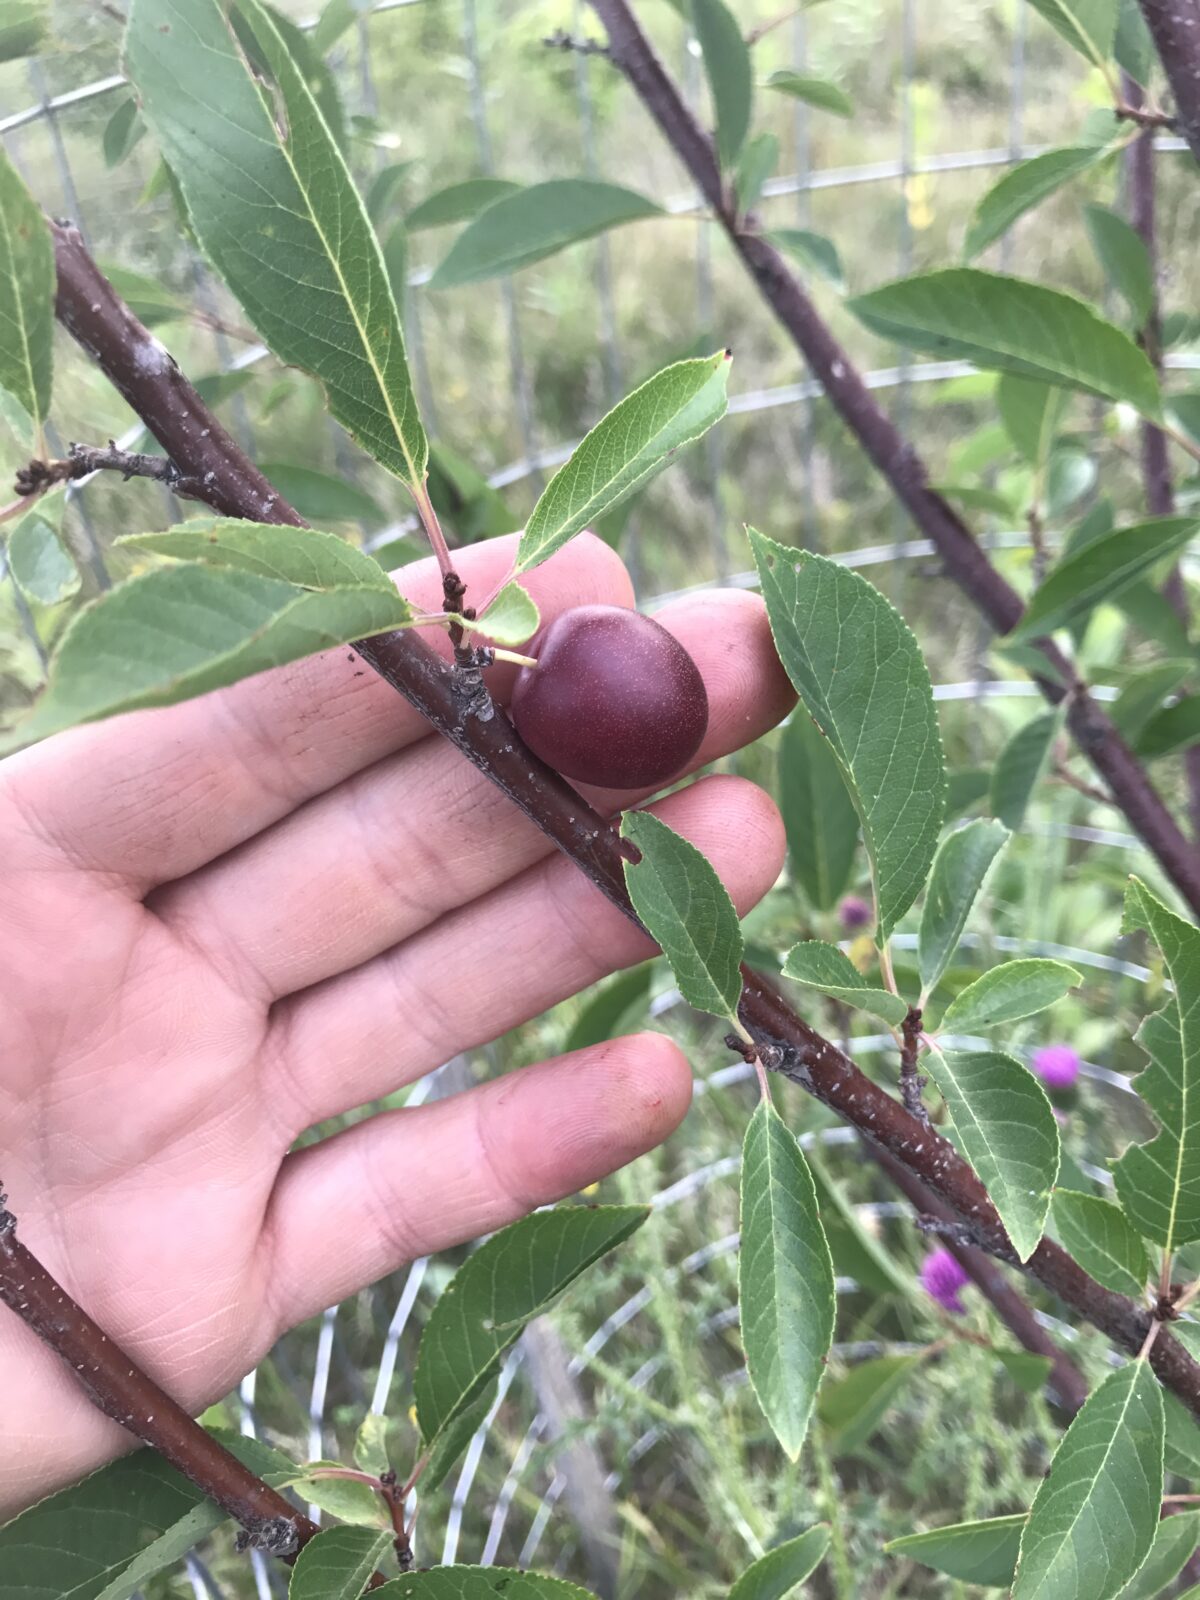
[
  {"left": 838, "top": 894, "right": 873, "bottom": 930},
  {"left": 1031, "top": 1044, "right": 1080, "bottom": 1090},
  {"left": 920, "top": 1248, "right": 970, "bottom": 1315}
]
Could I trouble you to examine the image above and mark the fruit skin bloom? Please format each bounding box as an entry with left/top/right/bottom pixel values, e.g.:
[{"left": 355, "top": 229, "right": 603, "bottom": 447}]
[
  {"left": 920, "top": 1247, "right": 970, "bottom": 1315},
  {"left": 838, "top": 894, "right": 872, "bottom": 930},
  {"left": 1031, "top": 1044, "right": 1081, "bottom": 1090}
]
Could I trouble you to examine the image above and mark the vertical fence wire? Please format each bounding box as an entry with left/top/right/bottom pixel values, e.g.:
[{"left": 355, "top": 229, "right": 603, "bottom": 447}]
[{"left": 790, "top": 8, "right": 820, "bottom": 551}]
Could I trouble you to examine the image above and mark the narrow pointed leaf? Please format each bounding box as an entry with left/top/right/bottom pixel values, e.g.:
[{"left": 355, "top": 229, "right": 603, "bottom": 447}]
[
  {"left": 621, "top": 809, "right": 743, "bottom": 1019},
  {"left": 255, "top": 465, "right": 384, "bottom": 528},
  {"left": 1025, "top": 0, "right": 1119, "bottom": 65},
  {"left": 8, "top": 562, "right": 414, "bottom": 747},
  {"left": 735, "top": 132, "right": 779, "bottom": 214},
  {"left": 1051, "top": 1191, "right": 1152, "bottom": 1296},
  {"left": 694, "top": 0, "right": 752, "bottom": 167},
  {"left": 1013, "top": 1360, "right": 1164, "bottom": 1600},
  {"left": 0, "top": 1434, "right": 294, "bottom": 1600},
  {"left": 8, "top": 511, "right": 80, "bottom": 606},
  {"left": 565, "top": 964, "right": 654, "bottom": 1054},
  {"left": 782, "top": 940, "right": 907, "bottom": 1025},
  {"left": 925, "top": 1047, "right": 1059, "bottom": 1260},
  {"left": 291, "top": 1465, "right": 390, "bottom": 1528},
  {"left": 779, "top": 712, "right": 859, "bottom": 911},
  {"left": 429, "top": 180, "right": 662, "bottom": 288},
  {"left": 1115, "top": 0, "right": 1155, "bottom": 79},
  {"left": 1085, "top": 204, "right": 1154, "bottom": 326},
  {"left": 939, "top": 958, "right": 1081, "bottom": 1034},
  {"left": 103, "top": 97, "right": 145, "bottom": 169},
  {"left": 997, "top": 373, "right": 1069, "bottom": 465},
  {"left": 126, "top": 0, "right": 427, "bottom": 487},
  {"left": 1011, "top": 516, "right": 1200, "bottom": 640},
  {"left": 750, "top": 529, "right": 945, "bottom": 941},
  {"left": 288, "top": 1527, "right": 392, "bottom": 1598},
  {"left": 475, "top": 580, "right": 539, "bottom": 646},
  {"left": 413, "top": 1205, "right": 648, "bottom": 1448},
  {"left": 516, "top": 353, "right": 730, "bottom": 575},
  {"left": 0, "top": 0, "right": 46, "bottom": 60},
  {"left": 372, "top": 1572, "right": 598, "bottom": 1599},
  {"left": 1113, "top": 660, "right": 1194, "bottom": 741},
  {"left": 739, "top": 1100, "right": 836, "bottom": 1459},
  {"left": 1113, "top": 878, "right": 1200, "bottom": 1250},
  {"left": 763, "top": 72, "right": 853, "bottom": 117},
  {"left": 807, "top": 1150, "right": 914, "bottom": 1297},
  {"left": 420, "top": 1384, "right": 497, "bottom": 1495},
  {"left": 886, "top": 1514, "right": 1025, "bottom": 1587},
  {"left": 918, "top": 819, "right": 1010, "bottom": 995},
  {"left": 1136, "top": 696, "right": 1200, "bottom": 760},
  {"left": 964, "top": 145, "right": 1113, "bottom": 260},
  {"left": 991, "top": 708, "right": 1062, "bottom": 831},
  {"left": 0, "top": 145, "right": 53, "bottom": 424},
  {"left": 849, "top": 269, "right": 1161, "bottom": 416},
  {"left": 406, "top": 178, "right": 520, "bottom": 231},
  {"left": 728, "top": 1525, "right": 831, "bottom": 1600},
  {"left": 1113, "top": 1511, "right": 1200, "bottom": 1600}
]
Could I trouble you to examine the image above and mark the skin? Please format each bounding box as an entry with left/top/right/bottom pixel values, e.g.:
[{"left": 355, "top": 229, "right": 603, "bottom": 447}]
[{"left": 0, "top": 532, "right": 793, "bottom": 1517}]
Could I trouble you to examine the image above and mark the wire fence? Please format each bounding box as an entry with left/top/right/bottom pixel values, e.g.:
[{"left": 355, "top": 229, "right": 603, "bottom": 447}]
[{"left": 0, "top": 2, "right": 1174, "bottom": 1590}]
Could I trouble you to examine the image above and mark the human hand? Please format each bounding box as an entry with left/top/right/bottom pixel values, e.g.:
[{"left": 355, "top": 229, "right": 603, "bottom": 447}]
[{"left": 0, "top": 532, "right": 791, "bottom": 1514}]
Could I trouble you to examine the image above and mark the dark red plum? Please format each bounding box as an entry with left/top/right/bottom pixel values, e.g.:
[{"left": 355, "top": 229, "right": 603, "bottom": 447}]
[{"left": 510, "top": 604, "right": 709, "bottom": 789}]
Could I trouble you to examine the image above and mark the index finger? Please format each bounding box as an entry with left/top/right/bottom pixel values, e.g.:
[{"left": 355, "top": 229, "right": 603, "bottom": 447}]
[{"left": 2, "top": 531, "right": 633, "bottom": 889}]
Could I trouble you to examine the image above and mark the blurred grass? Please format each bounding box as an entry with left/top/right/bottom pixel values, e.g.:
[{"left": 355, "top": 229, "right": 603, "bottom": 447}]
[{"left": 5, "top": 1, "right": 1200, "bottom": 1594}]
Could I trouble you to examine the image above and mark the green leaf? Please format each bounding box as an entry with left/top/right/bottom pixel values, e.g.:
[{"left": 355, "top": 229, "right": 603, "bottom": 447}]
[
  {"left": 693, "top": 0, "right": 752, "bottom": 167},
  {"left": 1118, "top": 580, "right": 1193, "bottom": 656},
  {"left": 429, "top": 180, "right": 662, "bottom": 289},
  {"left": 1011, "top": 517, "right": 1200, "bottom": 641},
  {"left": 97, "top": 263, "right": 185, "bottom": 329},
  {"left": 474, "top": 580, "right": 539, "bottom": 647},
  {"left": 365, "top": 161, "right": 415, "bottom": 225},
  {"left": 996, "top": 1348, "right": 1055, "bottom": 1394},
  {"left": 767, "top": 228, "right": 844, "bottom": 289},
  {"left": 0, "top": 0, "right": 45, "bottom": 60},
  {"left": 886, "top": 1515, "right": 1026, "bottom": 1587},
  {"left": 807, "top": 1149, "right": 914, "bottom": 1298},
  {"left": 1051, "top": 1191, "right": 1152, "bottom": 1296},
  {"left": 1085, "top": 204, "right": 1154, "bottom": 327},
  {"left": 427, "top": 440, "right": 515, "bottom": 544},
  {"left": 120, "top": 520, "right": 397, "bottom": 591},
  {"left": 925, "top": 1047, "right": 1059, "bottom": 1260},
  {"left": 939, "top": 958, "right": 1081, "bottom": 1034},
  {"left": 8, "top": 560, "right": 414, "bottom": 748},
  {"left": 288, "top": 1526, "right": 392, "bottom": 1597},
  {"left": 735, "top": 133, "right": 779, "bottom": 214},
  {"left": 565, "top": 963, "right": 654, "bottom": 1054},
  {"left": 1013, "top": 1360, "right": 1164, "bottom": 1600},
  {"left": 256, "top": 464, "right": 384, "bottom": 528},
  {"left": 0, "top": 383, "right": 33, "bottom": 450},
  {"left": 420, "top": 1384, "right": 497, "bottom": 1495},
  {"left": 990, "top": 708, "right": 1062, "bottom": 831},
  {"left": 818, "top": 1355, "right": 921, "bottom": 1456},
  {"left": 126, "top": 0, "right": 428, "bottom": 489},
  {"left": 0, "top": 1433, "right": 294, "bottom": 1600},
  {"left": 934, "top": 482, "right": 1016, "bottom": 517},
  {"left": 232, "top": 1, "right": 348, "bottom": 151},
  {"left": 8, "top": 511, "right": 80, "bottom": 606},
  {"left": 1112, "top": 660, "right": 1194, "bottom": 741},
  {"left": 1025, "top": 0, "right": 1119, "bottom": 66},
  {"left": 621, "top": 809, "right": 744, "bottom": 1020},
  {"left": 728, "top": 1526, "right": 831, "bottom": 1600},
  {"left": 413, "top": 1205, "right": 648, "bottom": 1450},
  {"left": 382, "top": 222, "right": 407, "bottom": 309},
  {"left": 1114, "top": 1511, "right": 1200, "bottom": 1600},
  {"left": 782, "top": 940, "right": 907, "bottom": 1025},
  {"left": 372, "top": 1571, "right": 598, "bottom": 1599},
  {"left": 849, "top": 269, "right": 1161, "bottom": 417},
  {"left": 0, "top": 145, "right": 53, "bottom": 426},
  {"left": 1113, "top": 878, "right": 1200, "bottom": 1251},
  {"left": 918, "top": 819, "right": 1010, "bottom": 998},
  {"left": 292, "top": 1464, "right": 390, "bottom": 1528},
  {"left": 964, "top": 145, "right": 1113, "bottom": 261},
  {"left": 353, "top": 1412, "right": 392, "bottom": 1476},
  {"left": 997, "top": 373, "right": 1069, "bottom": 465},
  {"left": 103, "top": 96, "right": 146, "bottom": 169},
  {"left": 406, "top": 178, "right": 521, "bottom": 232},
  {"left": 516, "top": 352, "right": 730, "bottom": 575},
  {"left": 739, "top": 1099, "right": 836, "bottom": 1460},
  {"left": 1115, "top": 0, "right": 1155, "bottom": 80},
  {"left": 945, "top": 766, "right": 992, "bottom": 818},
  {"left": 763, "top": 71, "right": 853, "bottom": 117},
  {"left": 1136, "top": 696, "right": 1200, "bottom": 760},
  {"left": 749, "top": 529, "right": 945, "bottom": 942},
  {"left": 778, "top": 712, "right": 859, "bottom": 911}
]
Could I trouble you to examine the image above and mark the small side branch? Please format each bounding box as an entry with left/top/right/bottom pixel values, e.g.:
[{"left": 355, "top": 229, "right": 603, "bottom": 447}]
[{"left": 899, "top": 1005, "right": 928, "bottom": 1123}]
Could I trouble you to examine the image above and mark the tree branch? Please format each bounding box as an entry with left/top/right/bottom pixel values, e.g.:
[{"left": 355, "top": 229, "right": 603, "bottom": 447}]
[
  {"left": 25, "top": 219, "right": 1200, "bottom": 1559},
  {"left": 1136, "top": 0, "right": 1200, "bottom": 163},
  {"left": 589, "top": 0, "right": 1200, "bottom": 922}
]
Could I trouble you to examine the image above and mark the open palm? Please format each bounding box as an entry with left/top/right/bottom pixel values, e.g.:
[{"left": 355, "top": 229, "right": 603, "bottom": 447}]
[{"left": 0, "top": 533, "right": 790, "bottom": 1516}]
